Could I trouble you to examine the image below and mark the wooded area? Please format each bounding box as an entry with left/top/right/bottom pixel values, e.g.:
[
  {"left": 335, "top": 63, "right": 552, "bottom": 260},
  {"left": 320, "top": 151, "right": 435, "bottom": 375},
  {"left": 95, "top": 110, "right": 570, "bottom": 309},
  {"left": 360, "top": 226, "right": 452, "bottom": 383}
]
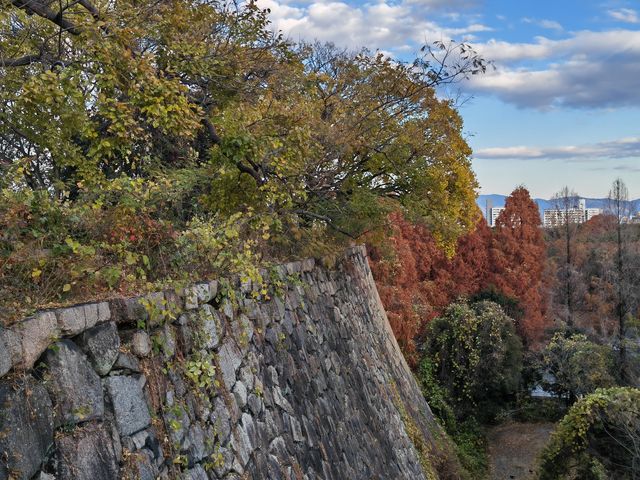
[{"left": 0, "top": 0, "right": 486, "bottom": 321}]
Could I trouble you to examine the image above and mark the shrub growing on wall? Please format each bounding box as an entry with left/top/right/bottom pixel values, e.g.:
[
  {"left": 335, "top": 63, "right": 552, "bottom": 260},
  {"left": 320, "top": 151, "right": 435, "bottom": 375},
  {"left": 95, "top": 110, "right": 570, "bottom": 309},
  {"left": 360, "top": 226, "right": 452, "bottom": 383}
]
[{"left": 538, "top": 387, "right": 640, "bottom": 480}]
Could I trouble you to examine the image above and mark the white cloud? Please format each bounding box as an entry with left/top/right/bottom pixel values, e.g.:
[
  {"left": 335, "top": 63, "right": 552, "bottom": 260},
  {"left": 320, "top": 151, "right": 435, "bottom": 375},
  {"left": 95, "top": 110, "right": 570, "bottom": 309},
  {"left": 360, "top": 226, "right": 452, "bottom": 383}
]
[
  {"left": 608, "top": 8, "right": 639, "bottom": 24},
  {"left": 257, "top": 0, "right": 491, "bottom": 52},
  {"left": 257, "top": 1, "right": 640, "bottom": 109},
  {"left": 468, "top": 29, "right": 640, "bottom": 108},
  {"left": 475, "top": 137, "right": 640, "bottom": 160},
  {"left": 522, "top": 17, "right": 563, "bottom": 31}
]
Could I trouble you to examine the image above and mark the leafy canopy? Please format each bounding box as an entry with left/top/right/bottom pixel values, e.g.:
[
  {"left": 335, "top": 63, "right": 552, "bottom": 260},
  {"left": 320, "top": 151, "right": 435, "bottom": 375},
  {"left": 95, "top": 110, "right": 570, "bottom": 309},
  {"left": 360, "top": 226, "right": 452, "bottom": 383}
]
[
  {"left": 538, "top": 387, "right": 640, "bottom": 480},
  {"left": 540, "top": 332, "right": 614, "bottom": 403},
  {"left": 0, "top": 0, "right": 484, "bottom": 319},
  {"left": 421, "top": 300, "right": 523, "bottom": 422}
]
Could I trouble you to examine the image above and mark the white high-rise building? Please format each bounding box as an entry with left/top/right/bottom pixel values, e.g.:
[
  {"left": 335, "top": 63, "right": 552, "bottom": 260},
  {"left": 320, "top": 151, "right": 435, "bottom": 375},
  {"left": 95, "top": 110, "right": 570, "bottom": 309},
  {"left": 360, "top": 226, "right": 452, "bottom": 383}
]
[
  {"left": 543, "top": 208, "right": 584, "bottom": 227},
  {"left": 488, "top": 207, "right": 505, "bottom": 227},
  {"left": 543, "top": 199, "right": 602, "bottom": 227},
  {"left": 585, "top": 208, "right": 602, "bottom": 221}
]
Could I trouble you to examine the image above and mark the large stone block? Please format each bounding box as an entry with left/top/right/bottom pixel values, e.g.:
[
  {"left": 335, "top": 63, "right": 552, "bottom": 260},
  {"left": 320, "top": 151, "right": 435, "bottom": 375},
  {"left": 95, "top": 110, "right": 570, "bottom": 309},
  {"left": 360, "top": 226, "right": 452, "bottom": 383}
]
[
  {"left": 0, "top": 379, "right": 54, "bottom": 480},
  {"left": 210, "top": 396, "right": 231, "bottom": 444},
  {"left": 109, "top": 295, "right": 153, "bottom": 325},
  {"left": 55, "top": 422, "right": 119, "bottom": 480},
  {"left": 42, "top": 339, "right": 104, "bottom": 426},
  {"left": 231, "top": 413, "right": 257, "bottom": 468},
  {"left": 182, "top": 465, "right": 208, "bottom": 480},
  {"left": 76, "top": 322, "right": 120, "bottom": 375},
  {"left": 15, "top": 311, "right": 58, "bottom": 370},
  {"left": 104, "top": 375, "right": 151, "bottom": 436},
  {"left": 55, "top": 302, "right": 108, "bottom": 336},
  {"left": 129, "top": 449, "right": 158, "bottom": 480},
  {"left": 131, "top": 331, "right": 152, "bottom": 357},
  {"left": 0, "top": 327, "right": 20, "bottom": 377},
  {"left": 218, "top": 340, "right": 243, "bottom": 390},
  {"left": 199, "top": 304, "right": 223, "bottom": 349}
]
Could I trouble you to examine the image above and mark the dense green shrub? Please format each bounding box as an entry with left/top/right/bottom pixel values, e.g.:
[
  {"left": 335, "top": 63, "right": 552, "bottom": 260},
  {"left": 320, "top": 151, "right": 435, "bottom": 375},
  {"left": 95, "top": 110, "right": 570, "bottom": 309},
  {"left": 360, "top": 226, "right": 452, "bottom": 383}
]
[
  {"left": 470, "top": 286, "right": 524, "bottom": 324},
  {"left": 422, "top": 300, "right": 523, "bottom": 422},
  {"left": 540, "top": 332, "right": 615, "bottom": 404},
  {"left": 538, "top": 387, "right": 640, "bottom": 480},
  {"left": 417, "top": 300, "right": 524, "bottom": 479},
  {"left": 0, "top": 174, "right": 269, "bottom": 322}
]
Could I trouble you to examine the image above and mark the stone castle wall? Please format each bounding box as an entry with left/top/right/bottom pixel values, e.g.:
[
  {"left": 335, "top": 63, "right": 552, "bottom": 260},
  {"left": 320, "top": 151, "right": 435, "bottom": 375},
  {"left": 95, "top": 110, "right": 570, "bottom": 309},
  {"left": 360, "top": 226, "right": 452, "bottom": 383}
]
[{"left": 0, "top": 246, "right": 454, "bottom": 480}]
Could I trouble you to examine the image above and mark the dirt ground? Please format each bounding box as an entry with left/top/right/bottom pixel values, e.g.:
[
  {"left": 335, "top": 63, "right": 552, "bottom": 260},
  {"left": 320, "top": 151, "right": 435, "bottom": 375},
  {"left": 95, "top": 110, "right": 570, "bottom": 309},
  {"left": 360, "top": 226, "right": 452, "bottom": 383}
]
[{"left": 487, "top": 422, "right": 555, "bottom": 480}]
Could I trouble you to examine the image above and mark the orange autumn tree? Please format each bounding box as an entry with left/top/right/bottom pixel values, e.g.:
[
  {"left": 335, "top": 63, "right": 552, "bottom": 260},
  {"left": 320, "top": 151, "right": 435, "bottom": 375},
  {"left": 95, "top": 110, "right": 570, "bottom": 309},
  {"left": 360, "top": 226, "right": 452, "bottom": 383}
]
[
  {"left": 434, "top": 215, "right": 492, "bottom": 299},
  {"left": 369, "top": 210, "right": 492, "bottom": 363},
  {"left": 368, "top": 212, "right": 441, "bottom": 363},
  {"left": 490, "top": 187, "right": 548, "bottom": 344}
]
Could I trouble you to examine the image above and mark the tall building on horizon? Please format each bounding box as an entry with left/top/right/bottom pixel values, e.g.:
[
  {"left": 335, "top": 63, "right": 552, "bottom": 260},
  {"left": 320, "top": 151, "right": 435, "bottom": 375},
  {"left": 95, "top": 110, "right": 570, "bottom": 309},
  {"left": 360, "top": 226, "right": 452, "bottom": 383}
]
[
  {"left": 543, "top": 198, "right": 602, "bottom": 227},
  {"left": 488, "top": 206, "right": 505, "bottom": 227}
]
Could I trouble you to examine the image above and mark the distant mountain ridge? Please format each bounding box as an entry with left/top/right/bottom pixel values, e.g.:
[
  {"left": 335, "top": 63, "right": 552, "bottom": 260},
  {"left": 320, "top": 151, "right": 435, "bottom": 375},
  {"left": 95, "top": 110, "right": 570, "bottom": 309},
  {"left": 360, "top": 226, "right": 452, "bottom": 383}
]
[{"left": 477, "top": 194, "right": 640, "bottom": 218}]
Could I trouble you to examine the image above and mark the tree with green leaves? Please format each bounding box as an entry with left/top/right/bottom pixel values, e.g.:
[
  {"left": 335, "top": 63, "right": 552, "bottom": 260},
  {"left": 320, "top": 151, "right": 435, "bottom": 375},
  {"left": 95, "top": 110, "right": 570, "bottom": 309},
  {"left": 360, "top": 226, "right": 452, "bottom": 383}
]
[
  {"left": 540, "top": 332, "right": 614, "bottom": 404},
  {"left": 0, "top": 0, "right": 486, "bottom": 319},
  {"left": 421, "top": 300, "right": 523, "bottom": 422},
  {"left": 538, "top": 387, "right": 640, "bottom": 480}
]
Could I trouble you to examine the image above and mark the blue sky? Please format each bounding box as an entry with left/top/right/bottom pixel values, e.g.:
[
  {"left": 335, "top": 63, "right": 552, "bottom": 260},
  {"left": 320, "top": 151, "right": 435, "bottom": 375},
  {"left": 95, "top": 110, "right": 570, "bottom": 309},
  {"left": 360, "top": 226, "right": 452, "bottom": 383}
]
[{"left": 256, "top": 0, "right": 640, "bottom": 198}]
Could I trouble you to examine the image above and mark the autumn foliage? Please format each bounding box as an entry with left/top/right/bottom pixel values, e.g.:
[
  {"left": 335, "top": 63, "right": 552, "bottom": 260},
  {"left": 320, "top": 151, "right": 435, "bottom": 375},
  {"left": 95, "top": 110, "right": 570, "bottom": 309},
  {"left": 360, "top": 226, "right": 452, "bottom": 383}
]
[
  {"left": 490, "top": 187, "right": 548, "bottom": 342},
  {"left": 370, "top": 187, "right": 549, "bottom": 362},
  {"left": 368, "top": 211, "right": 492, "bottom": 363}
]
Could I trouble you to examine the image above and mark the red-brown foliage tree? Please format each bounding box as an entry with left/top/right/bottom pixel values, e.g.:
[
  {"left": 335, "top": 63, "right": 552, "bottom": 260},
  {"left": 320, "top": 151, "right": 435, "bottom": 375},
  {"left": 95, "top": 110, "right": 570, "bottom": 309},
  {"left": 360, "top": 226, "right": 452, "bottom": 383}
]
[
  {"left": 368, "top": 212, "right": 440, "bottom": 364},
  {"left": 368, "top": 210, "right": 492, "bottom": 364},
  {"left": 371, "top": 189, "right": 550, "bottom": 359},
  {"left": 490, "top": 187, "right": 548, "bottom": 343}
]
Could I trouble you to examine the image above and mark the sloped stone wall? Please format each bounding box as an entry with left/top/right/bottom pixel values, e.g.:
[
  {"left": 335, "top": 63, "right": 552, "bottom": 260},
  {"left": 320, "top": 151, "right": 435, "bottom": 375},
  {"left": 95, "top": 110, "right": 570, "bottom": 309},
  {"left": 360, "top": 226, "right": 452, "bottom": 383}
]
[{"left": 0, "top": 246, "right": 454, "bottom": 480}]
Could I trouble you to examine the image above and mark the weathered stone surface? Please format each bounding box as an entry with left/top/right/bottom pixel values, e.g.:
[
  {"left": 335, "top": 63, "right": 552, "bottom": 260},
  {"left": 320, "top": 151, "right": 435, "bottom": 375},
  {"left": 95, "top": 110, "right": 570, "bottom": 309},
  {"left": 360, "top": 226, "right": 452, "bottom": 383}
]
[
  {"left": 36, "top": 473, "right": 56, "bottom": 480},
  {"left": 210, "top": 397, "right": 231, "bottom": 444},
  {"left": 233, "top": 380, "right": 248, "bottom": 409},
  {"left": 0, "top": 327, "right": 19, "bottom": 377},
  {"left": 42, "top": 340, "right": 104, "bottom": 426},
  {"left": 104, "top": 375, "right": 151, "bottom": 436},
  {"left": 76, "top": 322, "right": 120, "bottom": 375},
  {"left": 15, "top": 311, "right": 58, "bottom": 370},
  {"left": 183, "top": 423, "right": 209, "bottom": 464},
  {"left": 157, "top": 323, "right": 176, "bottom": 358},
  {"left": 130, "top": 330, "right": 152, "bottom": 357},
  {"left": 130, "top": 449, "right": 157, "bottom": 480},
  {"left": 113, "top": 352, "right": 141, "bottom": 372},
  {"left": 164, "top": 399, "right": 190, "bottom": 445},
  {"left": 231, "top": 413, "right": 257, "bottom": 467},
  {"left": 199, "top": 304, "right": 223, "bottom": 349},
  {"left": 56, "top": 302, "right": 107, "bottom": 336},
  {"left": 111, "top": 296, "right": 148, "bottom": 324},
  {"left": 182, "top": 464, "right": 208, "bottom": 480},
  {"left": 218, "top": 340, "right": 242, "bottom": 389},
  {"left": 183, "top": 281, "right": 216, "bottom": 310},
  {"left": 2, "top": 246, "right": 454, "bottom": 480},
  {"left": 55, "top": 422, "right": 119, "bottom": 480},
  {"left": 238, "top": 366, "right": 255, "bottom": 391},
  {"left": 247, "top": 393, "right": 263, "bottom": 416},
  {"left": 0, "top": 379, "right": 54, "bottom": 480}
]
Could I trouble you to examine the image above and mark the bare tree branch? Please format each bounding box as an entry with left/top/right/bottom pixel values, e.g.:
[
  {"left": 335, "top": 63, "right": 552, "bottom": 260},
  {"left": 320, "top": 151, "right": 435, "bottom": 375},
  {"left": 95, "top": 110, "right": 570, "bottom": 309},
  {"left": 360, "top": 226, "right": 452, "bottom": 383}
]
[
  {"left": 0, "top": 54, "right": 42, "bottom": 67},
  {"left": 11, "top": 0, "right": 81, "bottom": 35}
]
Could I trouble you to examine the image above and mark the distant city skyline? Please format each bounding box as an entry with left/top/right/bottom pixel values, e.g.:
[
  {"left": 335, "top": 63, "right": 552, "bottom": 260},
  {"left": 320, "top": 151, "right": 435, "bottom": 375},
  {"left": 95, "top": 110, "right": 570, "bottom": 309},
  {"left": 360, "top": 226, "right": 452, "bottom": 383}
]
[
  {"left": 479, "top": 189, "right": 640, "bottom": 200},
  {"left": 256, "top": 0, "right": 640, "bottom": 198}
]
